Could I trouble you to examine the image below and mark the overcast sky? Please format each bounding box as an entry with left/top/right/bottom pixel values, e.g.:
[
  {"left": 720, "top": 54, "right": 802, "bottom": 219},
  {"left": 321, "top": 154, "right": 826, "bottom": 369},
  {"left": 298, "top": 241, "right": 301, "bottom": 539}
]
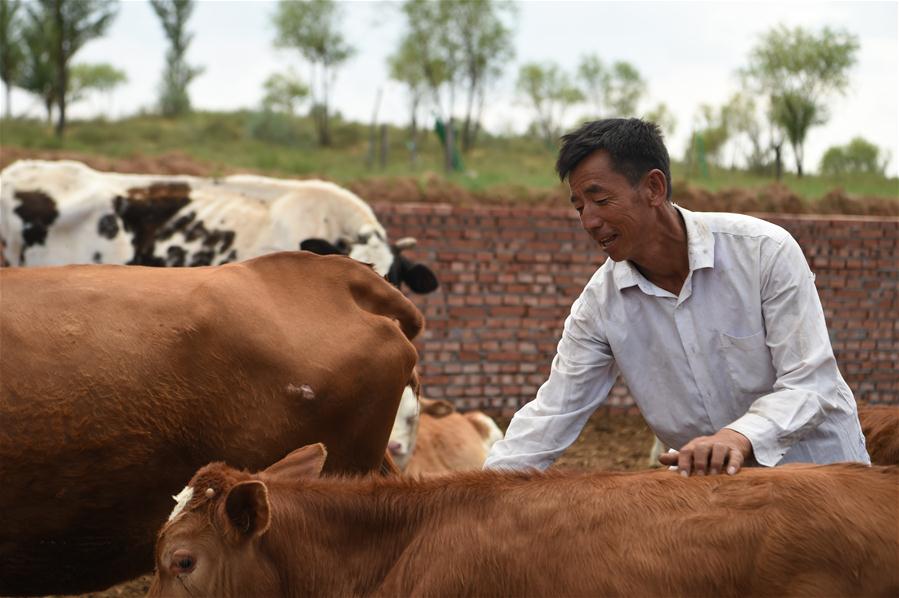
[{"left": 10, "top": 0, "right": 899, "bottom": 176}]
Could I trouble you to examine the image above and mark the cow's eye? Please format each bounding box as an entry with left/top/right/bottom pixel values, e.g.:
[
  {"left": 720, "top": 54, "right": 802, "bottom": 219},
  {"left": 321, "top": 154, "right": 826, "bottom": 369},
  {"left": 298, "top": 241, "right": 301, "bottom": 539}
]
[{"left": 171, "top": 549, "right": 196, "bottom": 574}]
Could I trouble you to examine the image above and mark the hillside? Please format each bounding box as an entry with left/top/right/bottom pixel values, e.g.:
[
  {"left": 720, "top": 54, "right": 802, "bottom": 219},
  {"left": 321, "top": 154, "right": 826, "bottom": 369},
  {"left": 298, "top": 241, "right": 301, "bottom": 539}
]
[{"left": 1, "top": 112, "right": 896, "bottom": 216}]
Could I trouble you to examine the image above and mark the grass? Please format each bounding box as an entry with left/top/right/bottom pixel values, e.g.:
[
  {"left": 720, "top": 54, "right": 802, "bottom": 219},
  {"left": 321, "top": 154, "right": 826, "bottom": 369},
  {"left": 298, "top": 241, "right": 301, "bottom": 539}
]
[
  {"left": 2, "top": 111, "right": 896, "bottom": 201},
  {"left": 674, "top": 163, "right": 897, "bottom": 199}
]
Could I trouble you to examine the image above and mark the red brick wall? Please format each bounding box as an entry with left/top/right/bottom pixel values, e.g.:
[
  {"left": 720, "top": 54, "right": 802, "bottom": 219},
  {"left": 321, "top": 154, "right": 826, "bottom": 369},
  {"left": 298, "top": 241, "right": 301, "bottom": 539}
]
[{"left": 374, "top": 203, "right": 899, "bottom": 415}]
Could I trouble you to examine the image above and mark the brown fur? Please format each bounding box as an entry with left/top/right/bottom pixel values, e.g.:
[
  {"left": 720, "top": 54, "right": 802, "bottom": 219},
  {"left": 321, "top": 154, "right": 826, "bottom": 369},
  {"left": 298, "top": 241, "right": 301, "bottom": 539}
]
[
  {"left": 151, "top": 447, "right": 899, "bottom": 598},
  {"left": 0, "top": 251, "right": 422, "bottom": 596},
  {"left": 859, "top": 405, "right": 899, "bottom": 465}
]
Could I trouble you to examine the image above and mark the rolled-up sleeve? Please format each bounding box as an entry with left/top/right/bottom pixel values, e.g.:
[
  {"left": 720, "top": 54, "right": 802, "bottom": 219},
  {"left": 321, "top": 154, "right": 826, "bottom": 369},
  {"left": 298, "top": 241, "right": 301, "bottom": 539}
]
[
  {"left": 484, "top": 292, "right": 617, "bottom": 470},
  {"left": 726, "top": 234, "right": 848, "bottom": 466}
]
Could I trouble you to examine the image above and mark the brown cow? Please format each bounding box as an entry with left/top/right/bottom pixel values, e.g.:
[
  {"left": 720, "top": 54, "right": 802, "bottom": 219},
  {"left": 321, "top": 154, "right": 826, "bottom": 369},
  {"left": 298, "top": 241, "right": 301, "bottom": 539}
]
[
  {"left": 859, "top": 405, "right": 899, "bottom": 465},
  {"left": 151, "top": 444, "right": 898, "bottom": 598},
  {"left": 0, "top": 251, "right": 422, "bottom": 596},
  {"left": 405, "top": 398, "right": 504, "bottom": 475}
]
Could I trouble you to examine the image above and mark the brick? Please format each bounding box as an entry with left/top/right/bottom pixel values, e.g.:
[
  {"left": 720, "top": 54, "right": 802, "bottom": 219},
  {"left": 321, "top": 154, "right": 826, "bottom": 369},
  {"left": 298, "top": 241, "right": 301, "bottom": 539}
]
[{"left": 378, "top": 205, "right": 898, "bottom": 409}]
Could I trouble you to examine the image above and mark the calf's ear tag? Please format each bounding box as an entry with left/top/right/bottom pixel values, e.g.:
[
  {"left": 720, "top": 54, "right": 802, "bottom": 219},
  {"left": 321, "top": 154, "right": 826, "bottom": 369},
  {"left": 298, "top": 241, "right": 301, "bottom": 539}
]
[{"left": 206, "top": 487, "right": 215, "bottom": 498}]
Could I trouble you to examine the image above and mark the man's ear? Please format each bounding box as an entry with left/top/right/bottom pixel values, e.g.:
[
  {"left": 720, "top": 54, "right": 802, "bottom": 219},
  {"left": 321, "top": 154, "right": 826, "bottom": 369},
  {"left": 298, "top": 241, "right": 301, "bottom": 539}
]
[
  {"left": 263, "top": 443, "right": 328, "bottom": 482},
  {"left": 643, "top": 168, "right": 668, "bottom": 206},
  {"left": 223, "top": 480, "right": 271, "bottom": 539}
]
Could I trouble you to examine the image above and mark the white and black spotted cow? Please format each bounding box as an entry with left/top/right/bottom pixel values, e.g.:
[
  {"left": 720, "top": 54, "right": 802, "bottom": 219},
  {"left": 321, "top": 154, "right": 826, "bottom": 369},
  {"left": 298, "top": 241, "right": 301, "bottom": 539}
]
[{"left": 0, "top": 160, "right": 438, "bottom": 293}]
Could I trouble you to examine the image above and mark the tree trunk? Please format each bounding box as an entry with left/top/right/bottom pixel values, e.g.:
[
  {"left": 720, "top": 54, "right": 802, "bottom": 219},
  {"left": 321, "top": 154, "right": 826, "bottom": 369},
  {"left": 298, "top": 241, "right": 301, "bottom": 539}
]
[
  {"left": 367, "top": 87, "right": 382, "bottom": 169},
  {"left": 379, "top": 124, "right": 387, "bottom": 170},
  {"left": 773, "top": 143, "right": 783, "bottom": 181},
  {"left": 470, "top": 86, "right": 486, "bottom": 150},
  {"left": 794, "top": 144, "right": 804, "bottom": 178},
  {"left": 4, "top": 83, "right": 10, "bottom": 119},
  {"left": 319, "top": 101, "right": 331, "bottom": 146},
  {"left": 321, "top": 110, "right": 331, "bottom": 146},
  {"left": 541, "top": 113, "right": 554, "bottom": 146},
  {"left": 461, "top": 78, "right": 478, "bottom": 153},
  {"left": 444, "top": 116, "right": 455, "bottom": 173},
  {"left": 54, "top": 0, "right": 66, "bottom": 138},
  {"left": 409, "top": 101, "right": 418, "bottom": 168}
]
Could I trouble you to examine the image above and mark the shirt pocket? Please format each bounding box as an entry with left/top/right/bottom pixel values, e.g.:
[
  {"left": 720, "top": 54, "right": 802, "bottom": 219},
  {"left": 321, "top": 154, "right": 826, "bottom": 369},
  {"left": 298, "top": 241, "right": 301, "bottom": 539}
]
[{"left": 719, "top": 330, "right": 777, "bottom": 395}]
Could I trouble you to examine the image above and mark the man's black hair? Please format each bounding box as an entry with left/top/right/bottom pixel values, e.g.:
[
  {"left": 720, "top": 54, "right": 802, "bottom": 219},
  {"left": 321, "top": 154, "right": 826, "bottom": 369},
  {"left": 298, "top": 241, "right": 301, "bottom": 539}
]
[{"left": 555, "top": 118, "right": 672, "bottom": 200}]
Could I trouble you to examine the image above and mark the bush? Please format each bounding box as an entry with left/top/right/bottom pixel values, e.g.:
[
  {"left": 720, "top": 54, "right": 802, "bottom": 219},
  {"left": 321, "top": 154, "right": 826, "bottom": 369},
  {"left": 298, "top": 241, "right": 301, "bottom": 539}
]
[
  {"left": 820, "top": 137, "right": 889, "bottom": 176},
  {"left": 246, "top": 110, "right": 309, "bottom": 146}
]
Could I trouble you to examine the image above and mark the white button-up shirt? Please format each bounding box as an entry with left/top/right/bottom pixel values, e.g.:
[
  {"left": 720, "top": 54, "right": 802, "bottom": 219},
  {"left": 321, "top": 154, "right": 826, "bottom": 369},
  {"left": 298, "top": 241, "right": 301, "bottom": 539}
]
[{"left": 485, "top": 206, "right": 870, "bottom": 470}]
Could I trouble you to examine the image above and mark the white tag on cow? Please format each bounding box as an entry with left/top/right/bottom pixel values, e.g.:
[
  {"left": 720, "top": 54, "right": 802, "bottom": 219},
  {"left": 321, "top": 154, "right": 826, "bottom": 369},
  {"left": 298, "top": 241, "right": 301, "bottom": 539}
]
[{"left": 168, "top": 486, "right": 194, "bottom": 521}]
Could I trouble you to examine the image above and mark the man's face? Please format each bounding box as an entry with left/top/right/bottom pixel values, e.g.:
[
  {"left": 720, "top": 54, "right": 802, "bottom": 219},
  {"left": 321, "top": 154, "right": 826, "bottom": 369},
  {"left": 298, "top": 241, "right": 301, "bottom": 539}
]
[{"left": 568, "top": 150, "right": 651, "bottom": 263}]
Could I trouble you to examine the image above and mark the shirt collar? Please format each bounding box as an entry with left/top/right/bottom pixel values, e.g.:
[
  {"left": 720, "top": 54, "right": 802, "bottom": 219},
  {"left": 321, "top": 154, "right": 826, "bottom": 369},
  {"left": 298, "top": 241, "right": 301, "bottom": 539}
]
[{"left": 612, "top": 204, "right": 715, "bottom": 292}]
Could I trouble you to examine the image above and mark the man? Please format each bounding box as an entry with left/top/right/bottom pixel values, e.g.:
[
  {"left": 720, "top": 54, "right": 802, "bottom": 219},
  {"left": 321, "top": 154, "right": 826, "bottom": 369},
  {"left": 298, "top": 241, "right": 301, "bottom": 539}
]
[{"left": 485, "top": 118, "right": 869, "bottom": 476}]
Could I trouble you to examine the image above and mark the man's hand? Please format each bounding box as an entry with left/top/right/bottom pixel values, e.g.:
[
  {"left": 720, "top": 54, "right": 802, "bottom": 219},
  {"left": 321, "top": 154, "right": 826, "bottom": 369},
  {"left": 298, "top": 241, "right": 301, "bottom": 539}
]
[{"left": 658, "top": 428, "right": 753, "bottom": 476}]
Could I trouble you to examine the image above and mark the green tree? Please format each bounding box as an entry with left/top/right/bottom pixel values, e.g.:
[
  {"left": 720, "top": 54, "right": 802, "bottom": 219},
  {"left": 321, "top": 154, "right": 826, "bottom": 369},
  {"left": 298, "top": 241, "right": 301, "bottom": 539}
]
[
  {"left": 27, "top": 0, "right": 118, "bottom": 136},
  {"left": 604, "top": 61, "right": 645, "bottom": 117},
  {"left": 398, "top": 0, "right": 460, "bottom": 171},
  {"left": 68, "top": 61, "right": 126, "bottom": 114},
  {"left": 643, "top": 102, "right": 676, "bottom": 140},
  {"left": 394, "top": 0, "right": 514, "bottom": 162},
  {"left": 516, "top": 62, "right": 584, "bottom": 145},
  {"left": 577, "top": 53, "right": 608, "bottom": 117},
  {"left": 691, "top": 103, "right": 732, "bottom": 166},
  {"left": 724, "top": 91, "right": 770, "bottom": 172},
  {"left": 743, "top": 25, "right": 859, "bottom": 177},
  {"left": 770, "top": 91, "right": 825, "bottom": 176},
  {"left": 0, "top": 0, "right": 25, "bottom": 118},
  {"left": 272, "top": 0, "right": 355, "bottom": 147},
  {"left": 17, "top": 2, "right": 56, "bottom": 123},
  {"left": 261, "top": 70, "right": 308, "bottom": 115},
  {"left": 820, "top": 137, "right": 890, "bottom": 176},
  {"left": 150, "top": 0, "right": 203, "bottom": 117},
  {"left": 387, "top": 35, "right": 429, "bottom": 165},
  {"left": 452, "top": 0, "right": 516, "bottom": 151}
]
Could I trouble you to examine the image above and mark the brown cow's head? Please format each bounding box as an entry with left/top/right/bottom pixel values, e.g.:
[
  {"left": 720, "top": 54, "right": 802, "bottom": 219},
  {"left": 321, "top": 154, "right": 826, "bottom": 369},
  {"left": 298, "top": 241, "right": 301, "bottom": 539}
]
[{"left": 149, "top": 444, "right": 327, "bottom": 598}]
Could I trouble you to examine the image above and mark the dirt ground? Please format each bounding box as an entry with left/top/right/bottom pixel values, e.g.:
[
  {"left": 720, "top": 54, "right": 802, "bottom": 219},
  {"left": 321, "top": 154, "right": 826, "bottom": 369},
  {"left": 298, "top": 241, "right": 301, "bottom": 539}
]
[{"left": 48, "top": 410, "right": 653, "bottom": 598}]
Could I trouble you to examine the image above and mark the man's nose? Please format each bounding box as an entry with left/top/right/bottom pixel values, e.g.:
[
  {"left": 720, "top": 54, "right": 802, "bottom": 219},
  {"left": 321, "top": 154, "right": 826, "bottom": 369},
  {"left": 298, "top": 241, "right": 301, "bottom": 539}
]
[{"left": 580, "top": 202, "right": 603, "bottom": 229}]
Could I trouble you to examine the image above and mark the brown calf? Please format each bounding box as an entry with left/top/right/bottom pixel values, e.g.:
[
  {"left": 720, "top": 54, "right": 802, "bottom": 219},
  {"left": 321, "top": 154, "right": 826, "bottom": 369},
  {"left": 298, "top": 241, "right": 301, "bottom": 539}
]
[
  {"left": 405, "top": 398, "right": 504, "bottom": 475},
  {"left": 151, "top": 444, "right": 899, "bottom": 598}
]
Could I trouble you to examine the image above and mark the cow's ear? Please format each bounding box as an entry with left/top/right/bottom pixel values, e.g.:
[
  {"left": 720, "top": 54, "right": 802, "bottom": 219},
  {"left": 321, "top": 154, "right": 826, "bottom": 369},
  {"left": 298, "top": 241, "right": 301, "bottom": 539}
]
[
  {"left": 263, "top": 443, "right": 328, "bottom": 481},
  {"left": 403, "top": 263, "right": 439, "bottom": 294},
  {"left": 380, "top": 451, "right": 401, "bottom": 476},
  {"left": 421, "top": 398, "right": 455, "bottom": 418},
  {"left": 300, "top": 238, "right": 342, "bottom": 255},
  {"left": 224, "top": 481, "right": 270, "bottom": 540}
]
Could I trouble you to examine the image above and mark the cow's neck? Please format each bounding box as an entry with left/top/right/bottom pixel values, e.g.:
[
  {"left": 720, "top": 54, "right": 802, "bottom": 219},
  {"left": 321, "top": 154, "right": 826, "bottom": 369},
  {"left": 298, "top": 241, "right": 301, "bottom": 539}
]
[{"left": 263, "top": 475, "right": 487, "bottom": 594}]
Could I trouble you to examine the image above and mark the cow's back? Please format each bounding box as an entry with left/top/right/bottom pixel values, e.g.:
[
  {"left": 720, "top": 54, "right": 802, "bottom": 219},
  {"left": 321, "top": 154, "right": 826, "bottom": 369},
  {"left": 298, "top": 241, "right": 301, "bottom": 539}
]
[
  {"left": 381, "top": 464, "right": 899, "bottom": 597},
  {"left": 859, "top": 405, "right": 899, "bottom": 465},
  {"left": 0, "top": 159, "right": 201, "bottom": 266},
  {"left": 1, "top": 160, "right": 397, "bottom": 275},
  {"left": 0, "top": 251, "right": 421, "bottom": 595}
]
